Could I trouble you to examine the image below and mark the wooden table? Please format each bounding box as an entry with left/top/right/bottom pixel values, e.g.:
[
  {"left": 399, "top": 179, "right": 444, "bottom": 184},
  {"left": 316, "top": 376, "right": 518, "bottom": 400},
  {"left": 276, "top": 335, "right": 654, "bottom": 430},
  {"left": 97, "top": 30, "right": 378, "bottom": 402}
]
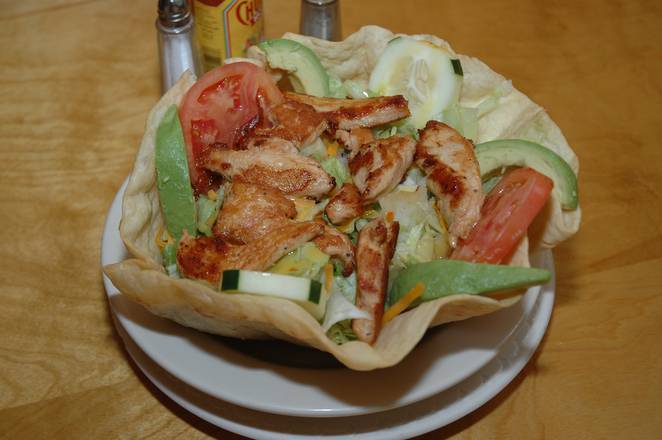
[{"left": 1, "top": 0, "right": 660, "bottom": 438}]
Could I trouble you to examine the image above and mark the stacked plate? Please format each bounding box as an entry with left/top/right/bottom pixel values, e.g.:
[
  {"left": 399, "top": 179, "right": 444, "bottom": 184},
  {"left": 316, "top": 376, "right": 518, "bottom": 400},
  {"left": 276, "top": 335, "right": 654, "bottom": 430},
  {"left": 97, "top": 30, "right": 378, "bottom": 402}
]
[{"left": 102, "top": 180, "right": 555, "bottom": 439}]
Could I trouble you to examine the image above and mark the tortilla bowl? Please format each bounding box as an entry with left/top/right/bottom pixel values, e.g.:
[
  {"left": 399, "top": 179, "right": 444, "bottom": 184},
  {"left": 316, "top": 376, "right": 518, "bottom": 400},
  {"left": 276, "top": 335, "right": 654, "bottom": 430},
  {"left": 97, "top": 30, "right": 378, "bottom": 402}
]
[{"left": 103, "top": 26, "right": 580, "bottom": 371}]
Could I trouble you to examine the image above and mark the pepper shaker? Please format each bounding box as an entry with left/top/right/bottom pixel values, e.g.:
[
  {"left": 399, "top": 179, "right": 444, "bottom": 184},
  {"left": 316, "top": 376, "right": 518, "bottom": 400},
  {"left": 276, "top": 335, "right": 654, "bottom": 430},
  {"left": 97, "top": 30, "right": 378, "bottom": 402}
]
[
  {"left": 156, "top": 0, "right": 203, "bottom": 93},
  {"left": 300, "top": 0, "right": 341, "bottom": 41}
]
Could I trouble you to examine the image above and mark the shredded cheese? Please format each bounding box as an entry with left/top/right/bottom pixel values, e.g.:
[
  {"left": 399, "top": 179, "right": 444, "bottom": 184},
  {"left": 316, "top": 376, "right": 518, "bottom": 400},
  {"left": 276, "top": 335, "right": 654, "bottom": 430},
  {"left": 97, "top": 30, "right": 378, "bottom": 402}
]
[
  {"left": 324, "top": 263, "right": 334, "bottom": 294},
  {"left": 433, "top": 203, "right": 448, "bottom": 230},
  {"left": 385, "top": 210, "right": 395, "bottom": 223},
  {"left": 382, "top": 282, "right": 425, "bottom": 326},
  {"left": 207, "top": 189, "right": 217, "bottom": 201},
  {"left": 326, "top": 140, "right": 338, "bottom": 157}
]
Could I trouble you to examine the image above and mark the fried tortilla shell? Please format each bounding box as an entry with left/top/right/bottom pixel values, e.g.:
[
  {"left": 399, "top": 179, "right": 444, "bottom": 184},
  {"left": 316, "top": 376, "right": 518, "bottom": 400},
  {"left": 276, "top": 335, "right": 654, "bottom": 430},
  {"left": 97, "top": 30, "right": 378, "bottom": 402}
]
[{"left": 104, "top": 26, "right": 578, "bottom": 370}]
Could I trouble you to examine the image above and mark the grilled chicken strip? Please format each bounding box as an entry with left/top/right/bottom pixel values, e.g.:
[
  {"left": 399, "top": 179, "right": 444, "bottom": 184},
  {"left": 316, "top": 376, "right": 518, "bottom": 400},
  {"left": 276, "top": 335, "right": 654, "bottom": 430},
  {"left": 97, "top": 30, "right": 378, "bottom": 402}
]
[
  {"left": 284, "top": 92, "right": 410, "bottom": 130},
  {"left": 324, "top": 183, "right": 364, "bottom": 225},
  {"left": 352, "top": 218, "right": 399, "bottom": 344},
  {"left": 349, "top": 135, "right": 416, "bottom": 202},
  {"left": 313, "top": 224, "right": 356, "bottom": 276},
  {"left": 333, "top": 127, "right": 375, "bottom": 158},
  {"left": 204, "top": 142, "right": 335, "bottom": 199},
  {"left": 253, "top": 100, "right": 327, "bottom": 149},
  {"left": 211, "top": 182, "right": 356, "bottom": 275},
  {"left": 177, "top": 222, "right": 324, "bottom": 284},
  {"left": 415, "top": 121, "right": 484, "bottom": 247},
  {"left": 213, "top": 182, "right": 296, "bottom": 244}
]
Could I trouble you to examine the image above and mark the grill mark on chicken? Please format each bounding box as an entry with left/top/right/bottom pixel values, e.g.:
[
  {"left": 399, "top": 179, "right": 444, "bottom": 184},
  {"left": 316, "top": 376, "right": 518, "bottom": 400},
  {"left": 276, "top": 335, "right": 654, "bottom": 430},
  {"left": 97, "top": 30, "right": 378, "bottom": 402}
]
[
  {"left": 203, "top": 142, "right": 335, "bottom": 199},
  {"left": 213, "top": 182, "right": 296, "bottom": 244},
  {"left": 284, "top": 92, "right": 410, "bottom": 131},
  {"left": 252, "top": 100, "right": 327, "bottom": 148},
  {"left": 312, "top": 223, "right": 356, "bottom": 276},
  {"left": 333, "top": 127, "right": 375, "bottom": 157},
  {"left": 177, "top": 222, "right": 324, "bottom": 284},
  {"left": 415, "top": 120, "right": 484, "bottom": 247},
  {"left": 352, "top": 218, "right": 399, "bottom": 344},
  {"left": 207, "top": 182, "right": 355, "bottom": 275},
  {"left": 324, "top": 183, "right": 364, "bottom": 225},
  {"left": 349, "top": 135, "right": 416, "bottom": 202}
]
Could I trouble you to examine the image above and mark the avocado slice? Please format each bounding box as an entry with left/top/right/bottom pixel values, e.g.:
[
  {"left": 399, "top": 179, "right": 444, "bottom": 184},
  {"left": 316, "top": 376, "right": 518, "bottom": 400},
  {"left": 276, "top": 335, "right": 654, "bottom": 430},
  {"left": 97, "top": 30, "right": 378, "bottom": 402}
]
[
  {"left": 475, "top": 139, "right": 578, "bottom": 210},
  {"left": 259, "top": 38, "right": 330, "bottom": 97},
  {"left": 388, "top": 259, "right": 550, "bottom": 307},
  {"left": 155, "top": 105, "right": 197, "bottom": 241}
]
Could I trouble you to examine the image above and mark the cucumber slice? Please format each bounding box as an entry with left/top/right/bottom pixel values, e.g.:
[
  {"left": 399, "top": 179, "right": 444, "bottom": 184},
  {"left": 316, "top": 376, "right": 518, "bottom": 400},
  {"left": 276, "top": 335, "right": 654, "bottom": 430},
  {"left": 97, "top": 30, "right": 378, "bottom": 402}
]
[
  {"left": 220, "top": 270, "right": 328, "bottom": 319},
  {"left": 369, "top": 37, "right": 462, "bottom": 129},
  {"left": 475, "top": 139, "right": 579, "bottom": 210}
]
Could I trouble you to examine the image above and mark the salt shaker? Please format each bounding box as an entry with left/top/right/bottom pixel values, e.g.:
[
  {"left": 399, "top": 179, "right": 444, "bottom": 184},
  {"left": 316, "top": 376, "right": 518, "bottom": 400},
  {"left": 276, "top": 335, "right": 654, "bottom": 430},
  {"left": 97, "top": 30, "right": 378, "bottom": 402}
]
[
  {"left": 300, "top": 0, "right": 341, "bottom": 41},
  {"left": 156, "top": 0, "right": 203, "bottom": 93}
]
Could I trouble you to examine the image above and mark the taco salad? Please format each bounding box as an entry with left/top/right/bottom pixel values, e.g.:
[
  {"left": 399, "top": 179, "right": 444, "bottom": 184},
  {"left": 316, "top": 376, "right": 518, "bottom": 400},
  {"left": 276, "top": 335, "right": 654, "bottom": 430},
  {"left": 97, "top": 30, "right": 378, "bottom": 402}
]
[{"left": 104, "top": 26, "right": 580, "bottom": 371}]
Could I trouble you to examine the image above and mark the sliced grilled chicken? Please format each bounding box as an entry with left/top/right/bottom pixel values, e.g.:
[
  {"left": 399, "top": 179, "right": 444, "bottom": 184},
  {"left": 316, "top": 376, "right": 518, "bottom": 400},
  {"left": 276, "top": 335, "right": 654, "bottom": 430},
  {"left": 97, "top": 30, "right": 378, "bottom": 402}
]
[
  {"left": 204, "top": 143, "right": 335, "bottom": 199},
  {"left": 284, "top": 92, "right": 410, "bottom": 130},
  {"left": 349, "top": 135, "right": 416, "bottom": 202},
  {"left": 352, "top": 218, "right": 399, "bottom": 344},
  {"left": 324, "top": 183, "right": 364, "bottom": 225},
  {"left": 313, "top": 224, "right": 356, "bottom": 276},
  {"left": 333, "top": 127, "right": 375, "bottom": 157},
  {"left": 210, "top": 182, "right": 356, "bottom": 275},
  {"left": 415, "top": 121, "right": 484, "bottom": 247},
  {"left": 177, "top": 222, "right": 324, "bottom": 284},
  {"left": 213, "top": 182, "right": 296, "bottom": 244},
  {"left": 253, "top": 100, "right": 327, "bottom": 149}
]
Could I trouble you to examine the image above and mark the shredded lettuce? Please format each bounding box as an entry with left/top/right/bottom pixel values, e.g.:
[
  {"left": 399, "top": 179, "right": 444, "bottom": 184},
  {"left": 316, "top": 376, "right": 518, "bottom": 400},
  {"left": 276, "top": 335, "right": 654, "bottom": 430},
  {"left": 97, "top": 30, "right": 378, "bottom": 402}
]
[
  {"left": 374, "top": 125, "right": 398, "bottom": 139},
  {"left": 301, "top": 137, "right": 327, "bottom": 162},
  {"left": 196, "top": 188, "right": 225, "bottom": 236},
  {"left": 334, "top": 272, "right": 357, "bottom": 303},
  {"left": 321, "top": 156, "right": 351, "bottom": 185},
  {"left": 341, "top": 80, "right": 372, "bottom": 99},
  {"left": 328, "top": 75, "right": 346, "bottom": 98},
  {"left": 326, "top": 321, "right": 358, "bottom": 344},
  {"left": 379, "top": 185, "right": 450, "bottom": 281},
  {"left": 322, "top": 272, "right": 369, "bottom": 336}
]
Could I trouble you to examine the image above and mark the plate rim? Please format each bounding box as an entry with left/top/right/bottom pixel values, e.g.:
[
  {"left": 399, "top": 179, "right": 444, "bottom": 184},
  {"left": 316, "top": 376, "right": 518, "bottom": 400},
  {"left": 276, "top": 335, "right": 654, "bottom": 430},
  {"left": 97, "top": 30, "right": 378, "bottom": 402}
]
[
  {"left": 102, "top": 178, "right": 547, "bottom": 418},
  {"left": 110, "top": 257, "right": 555, "bottom": 439}
]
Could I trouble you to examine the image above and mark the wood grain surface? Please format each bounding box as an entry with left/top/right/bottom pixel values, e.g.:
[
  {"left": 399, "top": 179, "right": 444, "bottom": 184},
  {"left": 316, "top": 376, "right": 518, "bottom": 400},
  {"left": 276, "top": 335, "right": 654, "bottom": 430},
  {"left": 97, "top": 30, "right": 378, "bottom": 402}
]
[{"left": 1, "top": 0, "right": 660, "bottom": 438}]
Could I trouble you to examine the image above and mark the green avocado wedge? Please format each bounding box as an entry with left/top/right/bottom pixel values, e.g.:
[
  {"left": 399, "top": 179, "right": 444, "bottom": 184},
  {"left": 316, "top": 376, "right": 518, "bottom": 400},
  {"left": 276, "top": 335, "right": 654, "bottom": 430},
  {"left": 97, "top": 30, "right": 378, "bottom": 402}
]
[
  {"left": 259, "top": 38, "right": 330, "bottom": 97},
  {"left": 388, "top": 259, "right": 550, "bottom": 308},
  {"left": 475, "top": 139, "right": 578, "bottom": 210},
  {"left": 155, "top": 105, "right": 197, "bottom": 241}
]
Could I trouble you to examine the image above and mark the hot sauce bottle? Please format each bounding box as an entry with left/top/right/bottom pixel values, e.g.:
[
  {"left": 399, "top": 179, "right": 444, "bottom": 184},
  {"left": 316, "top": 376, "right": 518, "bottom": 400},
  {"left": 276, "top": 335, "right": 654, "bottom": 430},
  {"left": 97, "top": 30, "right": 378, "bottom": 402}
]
[{"left": 193, "top": 0, "right": 264, "bottom": 71}]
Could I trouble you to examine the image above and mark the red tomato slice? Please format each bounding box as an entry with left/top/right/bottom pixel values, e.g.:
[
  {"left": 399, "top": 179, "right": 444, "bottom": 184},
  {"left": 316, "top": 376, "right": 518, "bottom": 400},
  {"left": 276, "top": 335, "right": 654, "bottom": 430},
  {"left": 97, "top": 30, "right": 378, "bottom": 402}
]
[
  {"left": 451, "top": 167, "right": 553, "bottom": 264},
  {"left": 179, "top": 62, "right": 284, "bottom": 194}
]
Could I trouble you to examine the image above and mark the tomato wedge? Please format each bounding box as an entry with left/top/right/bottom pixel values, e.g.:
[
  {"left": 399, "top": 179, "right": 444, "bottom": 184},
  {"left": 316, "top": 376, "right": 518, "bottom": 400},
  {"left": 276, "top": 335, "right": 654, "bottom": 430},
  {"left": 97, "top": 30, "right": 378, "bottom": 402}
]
[
  {"left": 451, "top": 167, "right": 553, "bottom": 264},
  {"left": 179, "top": 62, "right": 284, "bottom": 194}
]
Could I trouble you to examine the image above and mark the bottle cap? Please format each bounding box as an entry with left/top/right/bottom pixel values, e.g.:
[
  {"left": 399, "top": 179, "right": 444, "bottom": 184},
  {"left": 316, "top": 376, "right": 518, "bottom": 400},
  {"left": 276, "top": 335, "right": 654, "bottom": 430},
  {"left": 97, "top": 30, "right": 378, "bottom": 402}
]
[
  {"left": 158, "top": 0, "right": 191, "bottom": 28},
  {"left": 300, "top": 0, "right": 341, "bottom": 41}
]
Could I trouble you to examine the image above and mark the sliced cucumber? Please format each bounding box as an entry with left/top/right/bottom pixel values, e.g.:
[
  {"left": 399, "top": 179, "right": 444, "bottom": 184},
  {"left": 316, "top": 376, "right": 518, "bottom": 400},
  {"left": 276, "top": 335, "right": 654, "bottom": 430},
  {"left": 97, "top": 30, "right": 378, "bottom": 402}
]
[
  {"left": 220, "top": 270, "right": 328, "bottom": 319},
  {"left": 368, "top": 37, "right": 463, "bottom": 129},
  {"left": 475, "top": 139, "right": 579, "bottom": 210}
]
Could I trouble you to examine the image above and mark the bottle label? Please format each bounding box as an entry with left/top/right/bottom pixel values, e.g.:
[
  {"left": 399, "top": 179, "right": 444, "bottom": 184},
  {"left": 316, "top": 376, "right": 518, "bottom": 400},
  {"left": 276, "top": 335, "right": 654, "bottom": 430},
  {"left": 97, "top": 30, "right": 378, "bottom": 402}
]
[{"left": 194, "top": 0, "right": 264, "bottom": 71}]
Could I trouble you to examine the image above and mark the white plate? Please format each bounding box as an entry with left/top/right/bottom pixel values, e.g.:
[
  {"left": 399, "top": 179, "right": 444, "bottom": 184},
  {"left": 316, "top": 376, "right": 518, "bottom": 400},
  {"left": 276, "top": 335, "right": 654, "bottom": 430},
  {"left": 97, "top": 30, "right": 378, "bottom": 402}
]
[
  {"left": 102, "top": 179, "right": 546, "bottom": 418},
  {"left": 111, "top": 257, "right": 554, "bottom": 439}
]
